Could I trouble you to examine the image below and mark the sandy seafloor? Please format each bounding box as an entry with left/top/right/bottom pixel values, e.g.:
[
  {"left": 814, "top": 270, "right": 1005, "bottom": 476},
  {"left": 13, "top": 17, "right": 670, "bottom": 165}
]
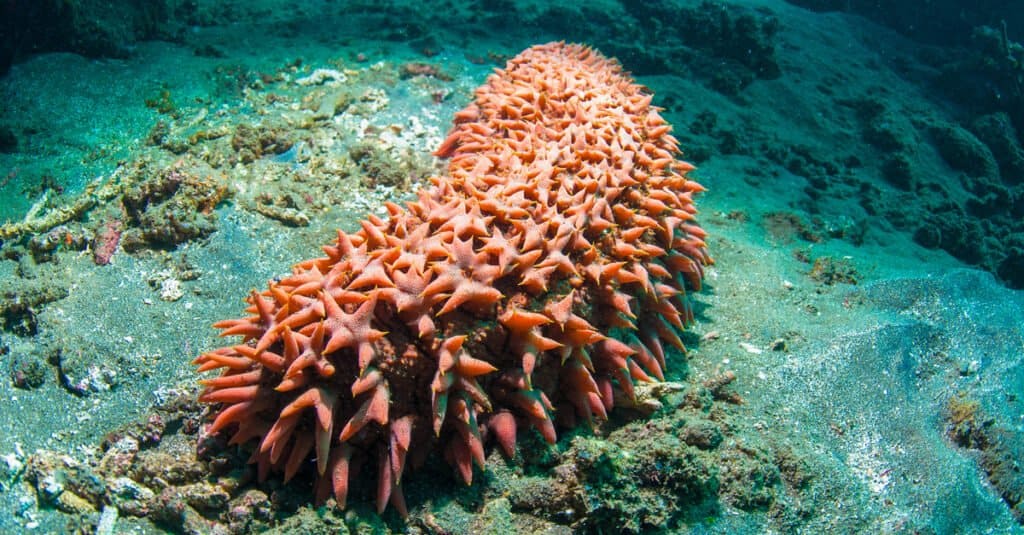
[{"left": 0, "top": 0, "right": 1022, "bottom": 533}]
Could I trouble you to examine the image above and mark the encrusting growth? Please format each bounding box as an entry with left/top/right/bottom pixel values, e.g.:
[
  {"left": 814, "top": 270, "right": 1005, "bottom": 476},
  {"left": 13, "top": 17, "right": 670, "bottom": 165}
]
[{"left": 194, "top": 42, "right": 711, "bottom": 516}]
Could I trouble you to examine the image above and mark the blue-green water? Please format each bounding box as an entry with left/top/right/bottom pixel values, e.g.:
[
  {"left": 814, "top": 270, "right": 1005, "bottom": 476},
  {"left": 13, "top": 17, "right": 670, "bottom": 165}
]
[{"left": 0, "top": 1, "right": 1022, "bottom": 533}]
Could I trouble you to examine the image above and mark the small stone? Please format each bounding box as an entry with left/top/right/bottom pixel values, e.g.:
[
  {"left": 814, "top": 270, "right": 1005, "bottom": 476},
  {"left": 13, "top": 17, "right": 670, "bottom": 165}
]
[
  {"left": 9, "top": 354, "right": 47, "bottom": 389},
  {"left": 98, "top": 437, "right": 139, "bottom": 477},
  {"left": 95, "top": 505, "right": 119, "bottom": 535},
  {"left": 39, "top": 473, "right": 65, "bottom": 503},
  {"left": 16, "top": 494, "right": 34, "bottom": 516},
  {"left": 159, "top": 278, "right": 184, "bottom": 301},
  {"left": 701, "top": 330, "right": 721, "bottom": 341},
  {"left": 56, "top": 490, "right": 95, "bottom": 515},
  {"left": 0, "top": 452, "right": 25, "bottom": 491},
  {"left": 295, "top": 68, "right": 347, "bottom": 86},
  {"left": 1, "top": 452, "right": 24, "bottom": 476},
  {"left": 182, "top": 481, "right": 230, "bottom": 514},
  {"left": 959, "top": 360, "right": 980, "bottom": 377},
  {"left": 110, "top": 476, "right": 155, "bottom": 501},
  {"left": 739, "top": 342, "right": 763, "bottom": 354},
  {"left": 109, "top": 476, "right": 156, "bottom": 516},
  {"left": 681, "top": 421, "right": 724, "bottom": 450}
]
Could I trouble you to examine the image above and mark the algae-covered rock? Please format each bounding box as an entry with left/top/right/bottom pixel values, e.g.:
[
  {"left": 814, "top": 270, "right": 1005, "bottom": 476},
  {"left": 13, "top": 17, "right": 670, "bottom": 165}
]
[
  {"left": 230, "top": 123, "right": 293, "bottom": 164},
  {"left": 718, "top": 445, "right": 781, "bottom": 510},
  {"left": 881, "top": 152, "right": 915, "bottom": 190},
  {"left": 0, "top": 278, "right": 69, "bottom": 336},
  {"left": 52, "top": 344, "right": 119, "bottom": 397},
  {"left": 224, "top": 489, "right": 273, "bottom": 533},
  {"left": 809, "top": 256, "right": 860, "bottom": 285},
  {"left": 108, "top": 476, "right": 156, "bottom": 517},
  {"left": 945, "top": 394, "right": 1024, "bottom": 522},
  {"left": 8, "top": 351, "right": 47, "bottom": 389},
  {"left": 929, "top": 122, "right": 999, "bottom": 179},
  {"left": 494, "top": 381, "right": 770, "bottom": 533},
  {"left": 862, "top": 108, "right": 914, "bottom": 153},
  {"left": 348, "top": 139, "right": 415, "bottom": 189},
  {"left": 24, "top": 449, "right": 106, "bottom": 512},
  {"left": 119, "top": 165, "right": 228, "bottom": 252},
  {"left": 971, "top": 113, "right": 1024, "bottom": 182}
]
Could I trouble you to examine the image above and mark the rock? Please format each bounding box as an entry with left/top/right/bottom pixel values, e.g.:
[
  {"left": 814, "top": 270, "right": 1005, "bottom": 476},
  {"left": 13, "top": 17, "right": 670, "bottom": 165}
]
[
  {"left": 97, "top": 437, "right": 140, "bottom": 478},
  {"left": 863, "top": 109, "right": 913, "bottom": 153},
  {"left": 95, "top": 505, "right": 119, "bottom": 535},
  {"left": 108, "top": 477, "right": 156, "bottom": 516},
  {"left": 929, "top": 122, "right": 999, "bottom": 179},
  {"left": 56, "top": 490, "right": 95, "bottom": 515},
  {"left": 681, "top": 420, "right": 724, "bottom": 450},
  {"left": 971, "top": 113, "right": 1024, "bottom": 183}
]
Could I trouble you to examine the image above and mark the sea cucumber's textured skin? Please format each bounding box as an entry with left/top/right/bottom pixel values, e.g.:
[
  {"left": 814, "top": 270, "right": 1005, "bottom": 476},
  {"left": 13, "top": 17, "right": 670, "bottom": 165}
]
[{"left": 194, "top": 42, "right": 711, "bottom": 515}]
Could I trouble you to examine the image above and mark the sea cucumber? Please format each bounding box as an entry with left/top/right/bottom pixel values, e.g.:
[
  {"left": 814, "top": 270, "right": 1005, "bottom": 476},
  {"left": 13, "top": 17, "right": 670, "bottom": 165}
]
[{"left": 194, "top": 42, "right": 711, "bottom": 515}]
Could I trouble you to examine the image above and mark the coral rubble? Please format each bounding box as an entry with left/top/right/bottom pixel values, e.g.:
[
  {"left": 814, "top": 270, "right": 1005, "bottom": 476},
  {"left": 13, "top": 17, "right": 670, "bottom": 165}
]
[{"left": 195, "top": 42, "right": 711, "bottom": 515}]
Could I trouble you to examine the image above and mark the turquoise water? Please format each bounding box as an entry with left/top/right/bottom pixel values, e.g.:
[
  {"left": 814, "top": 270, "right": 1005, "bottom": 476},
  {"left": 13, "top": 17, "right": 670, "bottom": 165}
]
[{"left": 0, "top": 1, "right": 1022, "bottom": 533}]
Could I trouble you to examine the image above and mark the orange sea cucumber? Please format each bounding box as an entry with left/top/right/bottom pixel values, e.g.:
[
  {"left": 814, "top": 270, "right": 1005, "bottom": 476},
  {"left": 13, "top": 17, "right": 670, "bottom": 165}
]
[{"left": 194, "top": 42, "right": 711, "bottom": 515}]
